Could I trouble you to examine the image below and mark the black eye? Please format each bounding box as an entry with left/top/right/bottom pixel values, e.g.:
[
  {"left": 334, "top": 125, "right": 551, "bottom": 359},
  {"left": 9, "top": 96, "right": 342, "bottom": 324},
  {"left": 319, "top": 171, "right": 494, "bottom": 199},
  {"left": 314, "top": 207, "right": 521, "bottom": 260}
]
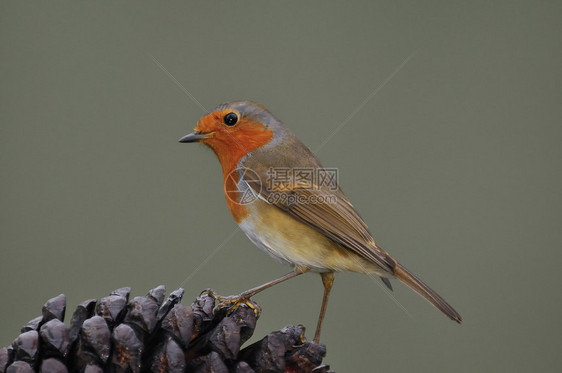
[{"left": 223, "top": 112, "right": 238, "bottom": 126}]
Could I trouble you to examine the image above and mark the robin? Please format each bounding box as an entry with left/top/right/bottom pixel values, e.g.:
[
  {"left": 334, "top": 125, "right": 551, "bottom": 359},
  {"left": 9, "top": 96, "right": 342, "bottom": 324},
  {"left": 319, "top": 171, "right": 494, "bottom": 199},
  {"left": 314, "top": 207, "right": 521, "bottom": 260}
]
[{"left": 180, "top": 100, "right": 461, "bottom": 342}]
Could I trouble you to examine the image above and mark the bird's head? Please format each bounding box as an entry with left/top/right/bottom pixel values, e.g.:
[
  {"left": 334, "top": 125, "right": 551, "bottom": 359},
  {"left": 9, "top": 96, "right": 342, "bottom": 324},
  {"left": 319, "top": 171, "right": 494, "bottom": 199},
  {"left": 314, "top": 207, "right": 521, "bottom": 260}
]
[{"left": 180, "top": 101, "right": 285, "bottom": 172}]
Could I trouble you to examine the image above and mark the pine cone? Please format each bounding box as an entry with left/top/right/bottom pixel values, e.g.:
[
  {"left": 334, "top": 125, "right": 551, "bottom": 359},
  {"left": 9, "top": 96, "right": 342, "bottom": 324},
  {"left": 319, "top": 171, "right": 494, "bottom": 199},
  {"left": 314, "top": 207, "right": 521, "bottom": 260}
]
[{"left": 0, "top": 286, "right": 333, "bottom": 373}]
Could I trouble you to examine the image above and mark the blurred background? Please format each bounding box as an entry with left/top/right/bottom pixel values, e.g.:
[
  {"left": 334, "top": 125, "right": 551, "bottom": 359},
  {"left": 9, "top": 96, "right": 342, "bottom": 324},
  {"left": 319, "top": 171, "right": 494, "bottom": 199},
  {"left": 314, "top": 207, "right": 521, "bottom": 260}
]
[{"left": 1, "top": 1, "right": 561, "bottom": 371}]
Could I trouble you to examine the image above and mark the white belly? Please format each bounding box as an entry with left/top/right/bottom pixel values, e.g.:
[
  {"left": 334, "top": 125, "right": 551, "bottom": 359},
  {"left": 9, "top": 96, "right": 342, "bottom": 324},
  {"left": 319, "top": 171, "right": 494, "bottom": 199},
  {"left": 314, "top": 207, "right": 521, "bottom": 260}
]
[{"left": 238, "top": 198, "right": 378, "bottom": 274}]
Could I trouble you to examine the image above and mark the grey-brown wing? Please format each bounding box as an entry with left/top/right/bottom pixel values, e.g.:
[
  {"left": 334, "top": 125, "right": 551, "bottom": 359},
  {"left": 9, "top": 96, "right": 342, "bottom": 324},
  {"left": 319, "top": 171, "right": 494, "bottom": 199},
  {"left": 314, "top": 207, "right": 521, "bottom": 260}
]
[{"left": 245, "top": 175, "right": 395, "bottom": 275}]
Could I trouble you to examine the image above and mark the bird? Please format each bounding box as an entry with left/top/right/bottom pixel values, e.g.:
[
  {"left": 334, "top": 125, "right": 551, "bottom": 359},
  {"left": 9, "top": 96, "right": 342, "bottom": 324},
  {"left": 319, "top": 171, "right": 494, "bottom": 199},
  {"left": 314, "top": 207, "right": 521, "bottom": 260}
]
[{"left": 179, "top": 100, "right": 461, "bottom": 342}]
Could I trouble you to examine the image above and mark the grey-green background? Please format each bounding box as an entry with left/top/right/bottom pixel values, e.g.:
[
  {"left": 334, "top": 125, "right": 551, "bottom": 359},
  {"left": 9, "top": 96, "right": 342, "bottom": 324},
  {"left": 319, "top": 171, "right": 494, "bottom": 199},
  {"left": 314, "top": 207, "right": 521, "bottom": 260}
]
[{"left": 1, "top": 1, "right": 561, "bottom": 371}]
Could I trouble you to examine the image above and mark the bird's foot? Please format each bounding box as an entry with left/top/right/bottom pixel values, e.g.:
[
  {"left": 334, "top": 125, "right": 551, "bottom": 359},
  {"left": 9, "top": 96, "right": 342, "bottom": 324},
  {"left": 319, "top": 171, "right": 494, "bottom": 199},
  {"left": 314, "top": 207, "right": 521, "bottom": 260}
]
[
  {"left": 296, "top": 324, "right": 308, "bottom": 345},
  {"left": 200, "top": 289, "right": 262, "bottom": 317}
]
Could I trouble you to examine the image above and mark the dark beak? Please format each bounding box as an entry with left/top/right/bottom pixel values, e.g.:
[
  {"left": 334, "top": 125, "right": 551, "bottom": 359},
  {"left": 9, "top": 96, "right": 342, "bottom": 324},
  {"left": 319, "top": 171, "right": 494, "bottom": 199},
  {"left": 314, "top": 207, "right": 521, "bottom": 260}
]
[{"left": 179, "top": 132, "right": 208, "bottom": 143}]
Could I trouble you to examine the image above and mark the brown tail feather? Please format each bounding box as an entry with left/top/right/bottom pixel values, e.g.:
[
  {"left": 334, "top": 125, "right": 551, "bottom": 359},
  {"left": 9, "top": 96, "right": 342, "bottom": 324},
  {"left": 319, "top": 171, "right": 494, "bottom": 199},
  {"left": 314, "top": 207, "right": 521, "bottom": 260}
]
[{"left": 394, "top": 263, "right": 462, "bottom": 323}]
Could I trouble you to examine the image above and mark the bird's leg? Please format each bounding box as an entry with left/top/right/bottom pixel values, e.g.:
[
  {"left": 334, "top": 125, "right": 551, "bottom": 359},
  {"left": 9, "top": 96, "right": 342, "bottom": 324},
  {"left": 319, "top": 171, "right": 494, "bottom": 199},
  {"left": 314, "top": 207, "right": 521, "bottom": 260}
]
[
  {"left": 240, "top": 265, "right": 310, "bottom": 298},
  {"left": 313, "top": 272, "right": 334, "bottom": 343},
  {"left": 207, "top": 265, "right": 310, "bottom": 316}
]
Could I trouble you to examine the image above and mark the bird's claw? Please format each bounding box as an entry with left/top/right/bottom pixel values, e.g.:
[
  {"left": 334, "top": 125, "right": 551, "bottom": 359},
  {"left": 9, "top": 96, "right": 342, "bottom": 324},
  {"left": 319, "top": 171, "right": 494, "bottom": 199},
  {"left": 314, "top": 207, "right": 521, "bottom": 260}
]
[
  {"left": 296, "top": 324, "right": 307, "bottom": 345},
  {"left": 200, "top": 289, "right": 262, "bottom": 317}
]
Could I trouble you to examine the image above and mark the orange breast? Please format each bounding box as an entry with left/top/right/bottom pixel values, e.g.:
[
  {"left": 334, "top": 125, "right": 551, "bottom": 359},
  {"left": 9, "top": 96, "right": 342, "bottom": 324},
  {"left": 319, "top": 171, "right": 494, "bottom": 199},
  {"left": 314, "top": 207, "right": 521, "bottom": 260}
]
[
  {"left": 223, "top": 170, "right": 250, "bottom": 223},
  {"left": 199, "top": 118, "right": 273, "bottom": 224}
]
